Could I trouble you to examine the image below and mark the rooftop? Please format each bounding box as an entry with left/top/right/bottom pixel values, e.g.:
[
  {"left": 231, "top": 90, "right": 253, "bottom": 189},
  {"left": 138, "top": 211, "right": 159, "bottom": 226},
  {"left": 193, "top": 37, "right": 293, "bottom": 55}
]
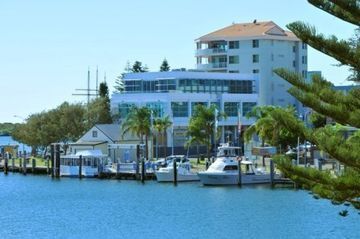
[
  {"left": 123, "top": 70, "right": 256, "bottom": 81},
  {"left": 196, "top": 21, "right": 298, "bottom": 41}
]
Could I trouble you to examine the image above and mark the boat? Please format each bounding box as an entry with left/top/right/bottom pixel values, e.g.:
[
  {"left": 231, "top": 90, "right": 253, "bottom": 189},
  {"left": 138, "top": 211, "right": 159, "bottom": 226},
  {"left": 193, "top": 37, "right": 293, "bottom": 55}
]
[
  {"left": 197, "top": 143, "right": 277, "bottom": 185},
  {"left": 155, "top": 155, "right": 199, "bottom": 182},
  {"left": 60, "top": 150, "right": 108, "bottom": 177}
]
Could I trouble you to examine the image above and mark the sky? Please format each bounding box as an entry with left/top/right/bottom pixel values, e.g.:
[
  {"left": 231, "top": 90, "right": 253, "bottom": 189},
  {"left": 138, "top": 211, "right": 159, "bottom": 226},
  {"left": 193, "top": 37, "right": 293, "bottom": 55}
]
[{"left": 0, "top": 0, "right": 357, "bottom": 123}]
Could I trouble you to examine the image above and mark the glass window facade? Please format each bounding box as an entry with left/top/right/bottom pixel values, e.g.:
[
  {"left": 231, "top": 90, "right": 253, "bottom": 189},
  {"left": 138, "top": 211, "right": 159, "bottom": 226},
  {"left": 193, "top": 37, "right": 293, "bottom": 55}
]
[
  {"left": 146, "top": 102, "right": 166, "bottom": 118},
  {"left": 118, "top": 103, "right": 136, "bottom": 118},
  {"left": 224, "top": 102, "right": 239, "bottom": 117},
  {"left": 242, "top": 102, "right": 257, "bottom": 116},
  {"left": 124, "top": 77, "right": 255, "bottom": 94},
  {"left": 171, "top": 102, "right": 188, "bottom": 117},
  {"left": 177, "top": 79, "right": 254, "bottom": 94}
]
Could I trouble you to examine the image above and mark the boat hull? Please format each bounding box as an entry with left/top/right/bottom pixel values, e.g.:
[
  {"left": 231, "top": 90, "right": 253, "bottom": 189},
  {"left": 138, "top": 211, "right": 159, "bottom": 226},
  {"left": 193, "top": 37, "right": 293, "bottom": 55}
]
[
  {"left": 155, "top": 171, "right": 199, "bottom": 182},
  {"left": 60, "top": 165, "right": 98, "bottom": 177},
  {"left": 197, "top": 172, "right": 273, "bottom": 185}
]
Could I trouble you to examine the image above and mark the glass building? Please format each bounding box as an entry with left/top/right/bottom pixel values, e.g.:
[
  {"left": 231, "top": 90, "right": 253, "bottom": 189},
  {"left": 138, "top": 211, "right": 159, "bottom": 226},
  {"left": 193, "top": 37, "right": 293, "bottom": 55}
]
[{"left": 111, "top": 70, "right": 258, "bottom": 151}]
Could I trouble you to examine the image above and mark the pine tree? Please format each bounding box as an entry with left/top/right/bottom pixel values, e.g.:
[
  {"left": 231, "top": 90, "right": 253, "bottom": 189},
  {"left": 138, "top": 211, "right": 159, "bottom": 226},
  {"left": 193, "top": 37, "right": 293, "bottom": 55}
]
[
  {"left": 132, "top": 61, "right": 148, "bottom": 72},
  {"left": 160, "top": 58, "right": 170, "bottom": 72},
  {"left": 272, "top": 0, "right": 360, "bottom": 214},
  {"left": 114, "top": 61, "right": 149, "bottom": 93}
]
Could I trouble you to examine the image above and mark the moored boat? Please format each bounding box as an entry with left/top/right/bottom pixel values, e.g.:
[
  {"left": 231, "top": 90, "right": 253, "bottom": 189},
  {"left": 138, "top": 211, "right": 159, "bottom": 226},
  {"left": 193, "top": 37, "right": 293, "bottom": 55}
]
[
  {"left": 60, "top": 150, "right": 108, "bottom": 177},
  {"left": 198, "top": 143, "right": 277, "bottom": 185},
  {"left": 155, "top": 155, "right": 199, "bottom": 182}
]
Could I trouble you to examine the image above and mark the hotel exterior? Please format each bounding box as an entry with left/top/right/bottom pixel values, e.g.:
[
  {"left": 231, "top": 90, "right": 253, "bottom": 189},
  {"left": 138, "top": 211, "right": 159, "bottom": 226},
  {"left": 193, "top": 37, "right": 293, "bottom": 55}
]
[
  {"left": 111, "top": 20, "right": 308, "bottom": 155},
  {"left": 195, "top": 21, "right": 307, "bottom": 110},
  {"left": 111, "top": 71, "right": 258, "bottom": 153}
]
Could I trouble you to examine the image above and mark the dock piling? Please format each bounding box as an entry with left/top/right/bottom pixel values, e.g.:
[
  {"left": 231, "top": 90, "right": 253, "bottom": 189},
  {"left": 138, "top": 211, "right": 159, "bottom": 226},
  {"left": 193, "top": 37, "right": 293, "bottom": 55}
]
[
  {"left": 50, "top": 144, "right": 54, "bottom": 177},
  {"left": 237, "top": 159, "right": 242, "bottom": 186},
  {"left": 141, "top": 159, "right": 145, "bottom": 183},
  {"left": 173, "top": 159, "right": 177, "bottom": 185},
  {"left": 270, "top": 159, "right": 274, "bottom": 187},
  {"left": 55, "top": 144, "right": 60, "bottom": 178},
  {"left": 4, "top": 153, "right": 8, "bottom": 175},
  {"left": 79, "top": 155, "right": 82, "bottom": 179},
  {"left": 23, "top": 150, "right": 27, "bottom": 175},
  {"left": 32, "top": 158, "right": 36, "bottom": 174}
]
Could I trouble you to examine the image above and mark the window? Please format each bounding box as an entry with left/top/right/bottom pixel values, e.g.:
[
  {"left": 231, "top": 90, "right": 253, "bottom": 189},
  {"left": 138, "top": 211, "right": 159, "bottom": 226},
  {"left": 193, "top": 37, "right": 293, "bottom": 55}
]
[
  {"left": 242, "top": 102, "right": 257, "bottom": 116},
  {"left": 252, "top": 39, "right": 259, "bottom": 48},
  {"left": 146, "top": 102, "right": 166, "bottom": 118},
  {"left": 118, "top": 103, "right": 136, "bottom": 119},
  {"left": 171, "top": 102, "right": 188, "bottom": 117},
  {"left": 92, "top": 130, "right": 98, "bottom": 138},
  {"left": 229, "top": 41, "right": 239, "bottom": 49},
  {"left": 229, "top": 55, "right": 239, "bottom": 64},
  {"left": 302, "top": 42, "right": 307, "bottom": 49},
  {"left": 293, "top": 60, "right": 296, "bottom": 67},
  {"left": 252, "top": 54, "right": 259, "bottom": 63},
  {"left": 229, "top": 70, "right": 239, "bottom": 73},
  {"left": 224, "top": 165, "right": 238, "bottom": 171},
  {"left": 224, "top": 102, "right": 239, "bottom": 117},
  {"left": 292, "top": 45, "right": 296, "bottom": 52},
  {"left": 302, "top": 70, "right": 308, "bottom": 78},
  {"left": 253, "top": 69, "right": 259, "bottom": 74},
  {"left": 302, "top": 55, "right": 307, "bottom": 64}
]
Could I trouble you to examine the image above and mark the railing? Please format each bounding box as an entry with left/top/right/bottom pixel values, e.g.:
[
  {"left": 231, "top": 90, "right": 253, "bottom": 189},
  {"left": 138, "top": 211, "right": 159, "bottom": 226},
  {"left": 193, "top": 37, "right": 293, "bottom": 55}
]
[
  {"left": 197, "top": 62, "right": 227, "bottom": 70},
  {"left": 196, "top": 48, "right": 227, "bottom": 56}
]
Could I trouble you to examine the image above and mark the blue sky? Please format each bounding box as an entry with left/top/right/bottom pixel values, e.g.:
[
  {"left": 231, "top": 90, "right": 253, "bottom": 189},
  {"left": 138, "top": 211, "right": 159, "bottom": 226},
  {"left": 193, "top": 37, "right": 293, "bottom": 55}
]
[{"left": 0, "top": 0, "right": 357, "bottom": 123}]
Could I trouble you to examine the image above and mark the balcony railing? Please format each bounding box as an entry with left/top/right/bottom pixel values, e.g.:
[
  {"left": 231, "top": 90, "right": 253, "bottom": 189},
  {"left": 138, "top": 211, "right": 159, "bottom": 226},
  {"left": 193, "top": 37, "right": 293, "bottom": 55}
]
[
  {"left": 197, "top": 62, "right": 227, "bottom": 70},
  {"left": 195, "top": 48, "right": 227, "bottom": 56}
]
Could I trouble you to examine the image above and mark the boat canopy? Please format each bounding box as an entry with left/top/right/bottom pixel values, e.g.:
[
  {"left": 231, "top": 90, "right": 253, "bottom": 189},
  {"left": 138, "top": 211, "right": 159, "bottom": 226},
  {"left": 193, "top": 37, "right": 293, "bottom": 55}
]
[{"left": 61, "top": 150, "right": 108, "bottom": 159}]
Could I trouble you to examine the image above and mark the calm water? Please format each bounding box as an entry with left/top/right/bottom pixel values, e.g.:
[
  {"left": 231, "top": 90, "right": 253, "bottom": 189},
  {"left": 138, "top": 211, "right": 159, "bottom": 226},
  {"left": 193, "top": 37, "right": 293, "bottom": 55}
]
[{"left": 0, "top": 174, "right": 359, "bottom": 239}]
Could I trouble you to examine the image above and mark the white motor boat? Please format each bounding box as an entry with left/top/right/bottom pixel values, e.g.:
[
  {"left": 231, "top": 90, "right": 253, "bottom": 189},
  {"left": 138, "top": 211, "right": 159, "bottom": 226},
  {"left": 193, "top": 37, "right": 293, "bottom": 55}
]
[
  {"left": 155, "top": 155, "right": 199, "bottom": 182},
  {"left": 198, "top": 144, "right": 277, "bottom": 185}
]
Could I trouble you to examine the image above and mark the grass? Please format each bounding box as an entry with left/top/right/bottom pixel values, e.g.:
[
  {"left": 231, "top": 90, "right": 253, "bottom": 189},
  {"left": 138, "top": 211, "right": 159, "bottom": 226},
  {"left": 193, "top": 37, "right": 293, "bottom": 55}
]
[{"left": 6, "top": 157, "right": 49, "bottom": 167}]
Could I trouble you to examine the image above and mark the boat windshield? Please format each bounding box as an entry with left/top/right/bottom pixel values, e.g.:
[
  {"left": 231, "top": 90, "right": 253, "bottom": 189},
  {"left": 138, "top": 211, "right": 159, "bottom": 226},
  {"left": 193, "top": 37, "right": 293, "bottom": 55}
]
[{"left": 217, "top": 148, "right": 238, "bottom": 157}]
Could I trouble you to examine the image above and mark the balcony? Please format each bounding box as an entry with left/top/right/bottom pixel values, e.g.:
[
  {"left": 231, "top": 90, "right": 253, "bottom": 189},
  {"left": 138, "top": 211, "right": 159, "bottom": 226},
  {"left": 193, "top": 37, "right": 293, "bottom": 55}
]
[
  {"left": 195, "top": 48, "right": 227, "bottom": 56},
  {"left": 197, "top": 62, "right": 228, "bottom": 70}
]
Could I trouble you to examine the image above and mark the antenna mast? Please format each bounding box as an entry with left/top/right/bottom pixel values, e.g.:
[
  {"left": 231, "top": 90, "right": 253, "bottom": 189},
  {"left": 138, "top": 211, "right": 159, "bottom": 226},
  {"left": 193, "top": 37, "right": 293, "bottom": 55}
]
[{"left": 72, "top": 67, "right": 98, "bottom": 105}]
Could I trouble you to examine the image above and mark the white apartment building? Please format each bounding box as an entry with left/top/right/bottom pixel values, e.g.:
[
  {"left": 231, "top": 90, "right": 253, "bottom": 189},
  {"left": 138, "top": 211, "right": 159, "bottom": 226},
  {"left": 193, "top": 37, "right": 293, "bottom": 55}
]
[
  {"left": 195, "top": 21, "right": 307, "bottom": 110},
  {"left": 111, "top": 71, "right": 258, "bottom": 154}
]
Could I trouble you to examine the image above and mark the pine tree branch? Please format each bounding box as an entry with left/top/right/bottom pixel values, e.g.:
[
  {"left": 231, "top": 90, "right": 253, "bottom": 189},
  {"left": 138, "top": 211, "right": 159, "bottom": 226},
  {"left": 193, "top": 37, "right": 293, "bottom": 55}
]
[
  {"left": 313, "top": 127, "right": 360, "bottom": 171},
  {"left": 274, "top": 68, "right": 360, "bottom": 128},
  {"left": 308, "top": 0, "right": 360, "bottom": 26},
  {"left": 275, "top": 156, "right": 360, "bottom": 207},
  {"left": 287, "top": 22, "right": 360, "bottom": 69}
]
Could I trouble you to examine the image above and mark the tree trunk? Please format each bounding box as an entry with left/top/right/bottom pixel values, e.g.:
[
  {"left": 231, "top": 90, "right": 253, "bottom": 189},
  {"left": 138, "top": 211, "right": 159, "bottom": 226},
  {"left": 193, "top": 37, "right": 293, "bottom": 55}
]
[{"left": 163, "top": 130, "right": 167, "bottom": 158}]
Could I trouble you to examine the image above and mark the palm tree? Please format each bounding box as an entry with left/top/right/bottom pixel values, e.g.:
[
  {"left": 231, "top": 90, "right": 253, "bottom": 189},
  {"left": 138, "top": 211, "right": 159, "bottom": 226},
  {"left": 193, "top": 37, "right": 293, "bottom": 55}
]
[
  {"left": 121, "top": 106, "right": 151, "bottom": 160},
  {"left": 154, "top": 116, "right": 172, "bottom": 158},
  {"left": 187, "top": 104, "right": 223, "bottom": 160},
  {"left": 244, "top": 106, "right": 299, "bottom": 166}
]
